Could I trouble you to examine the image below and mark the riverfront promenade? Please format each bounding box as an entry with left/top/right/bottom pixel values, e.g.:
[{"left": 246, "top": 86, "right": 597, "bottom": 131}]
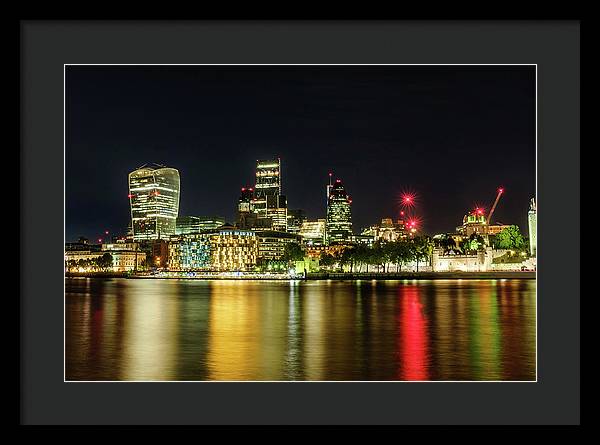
[
  {"left": 306, "top": 271, "right": 535, "bottom": 280},
  {"left": 66, "top": 271, "right": 536, "bottom": 280}
]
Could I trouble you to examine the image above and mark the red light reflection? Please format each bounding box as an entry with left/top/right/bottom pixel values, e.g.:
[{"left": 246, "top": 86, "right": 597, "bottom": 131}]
[{"left": 398, "top": 286, "right": 429, "bottom": 380}]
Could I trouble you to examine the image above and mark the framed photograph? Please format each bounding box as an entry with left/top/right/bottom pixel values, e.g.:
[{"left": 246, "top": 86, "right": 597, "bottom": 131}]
[{"left": 21, "top": 20, "right": 580, "bottom": 425}]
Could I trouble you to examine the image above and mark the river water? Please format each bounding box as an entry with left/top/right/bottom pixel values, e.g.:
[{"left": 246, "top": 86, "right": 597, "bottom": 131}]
[{"left": 65, "top": 278, "right": 536, "bottom": 381}]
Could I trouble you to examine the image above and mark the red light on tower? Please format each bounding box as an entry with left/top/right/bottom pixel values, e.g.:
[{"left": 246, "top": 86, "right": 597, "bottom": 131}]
[
  {"left": 405, "top": 215, "right": 422, "bottom": 231},
  {"left": 400, "top": 211, "right": 405, "bottom": 216},
  {"left": 400, "top": 192, "right": 416, "bottom": 208},
  {"left": 105, "top": 231, "right": 109, "bottom": 235},
  {"left": 128, "top": 194, "right": 133, "bottom": 199},
  {"left": 241, "top": 187, "right": 246, "bottom": 191},
  {"left": 498, "top": 187, "right": 504, "bottom": 194}
]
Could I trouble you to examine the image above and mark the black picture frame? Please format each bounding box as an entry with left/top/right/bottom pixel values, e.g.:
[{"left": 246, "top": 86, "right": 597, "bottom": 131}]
[{"left": 20, "top": 20, "right": 580, "bottom": 425}]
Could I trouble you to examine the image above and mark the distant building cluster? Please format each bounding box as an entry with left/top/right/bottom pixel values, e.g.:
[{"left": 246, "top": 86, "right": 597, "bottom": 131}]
[
  {"left": 68, "top": 158, "right": 359, "bottom": 273},
  {"left": 65, "top": 158, "right": 536, "bottom": 273},
  {"left": 360, "top": 218, "right": 407, "bottom": 244},
  {"left": 456, "top": 212, "right": 508, "bottom": 237},
  {"left": 65, "top": 237, "right": 145, "bottom": 272}
]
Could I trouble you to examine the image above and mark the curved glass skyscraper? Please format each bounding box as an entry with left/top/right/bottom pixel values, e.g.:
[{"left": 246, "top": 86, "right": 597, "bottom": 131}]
[{"left": 128, "top": 164, "right": 180, "bottom": 241}]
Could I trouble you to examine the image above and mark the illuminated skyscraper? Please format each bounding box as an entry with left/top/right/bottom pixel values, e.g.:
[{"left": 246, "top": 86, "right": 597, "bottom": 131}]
[
  {"left": 254, "top": 159, "right": 281, "bottom": 218},
  {"left": 238, "top": 187, "right": 255, "bottom": 214},
  {"left": 128, "top": 164, "right": 180, "bottom": 241},
  {"left": 253, "top": 158, "right": 287, "bottom": 231},
  {"left": 268, "top": 194, "right": 288, "bottom": 232},
  {"left": 326, "top": 178, "right": 353, "bottom": 244},
  {"left": 236, "top": 186, "right": 259, "bottom": 229},
  {"left": 528, "top": 197, "right": 536, "bottom": 257}
]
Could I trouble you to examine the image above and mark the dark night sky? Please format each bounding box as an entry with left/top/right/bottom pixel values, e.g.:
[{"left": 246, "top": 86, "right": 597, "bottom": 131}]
[{"left": 66, "top": 65, "right": 535, "bottom": 242}]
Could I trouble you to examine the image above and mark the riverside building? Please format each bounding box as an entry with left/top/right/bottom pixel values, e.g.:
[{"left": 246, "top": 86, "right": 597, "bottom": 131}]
[
  {"left": 65, "top": 240, "right": 145, "bottom": 272},
  {"left": 167, "top": 228, "right": 258, "bottom": 272},
  {"left": 255, "top": 231, "right": 302, "bottom": 262},
  {"left": 211, "top": 228, "right": 258, "bottom": 271},
  {"left": 168, "top": 233, "right": 212, "bottom": 270}
]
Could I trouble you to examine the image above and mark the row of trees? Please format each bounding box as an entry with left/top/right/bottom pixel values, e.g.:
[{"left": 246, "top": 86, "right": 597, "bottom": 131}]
[
  {"left": 65, "top": 253, "right": 113, "bottom": 272},
  {"left": 319, "top": 236, "right": 435, "bottom": 273},
  {"left": 493, "top": 225, "right": 527, "bottom": 251},
  {"left": 436, "top": 225, "right": 528, "bottom": 255},
  {"left": 282, "top": 225, "right": 528, "bottom": 274},
  {"left": 436, "top": 233, "right": 486, "bottom": 255}
]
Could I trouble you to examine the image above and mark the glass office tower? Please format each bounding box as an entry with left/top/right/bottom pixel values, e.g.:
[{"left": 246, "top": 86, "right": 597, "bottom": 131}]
[
  {"left": 253, "top": 158, "right": 287, "bottom": 231},
  {"left": 176, "top": 216, "right": 225, "bottom": 234},
  {"left": 254, "top": 158, "right": 281, "bottom": 217},
  {"left": 128, "top": 164, "right": 180, "bottom": 241},
  {"left": 326, "top": 179, "right": 353, "bottom": 244}
]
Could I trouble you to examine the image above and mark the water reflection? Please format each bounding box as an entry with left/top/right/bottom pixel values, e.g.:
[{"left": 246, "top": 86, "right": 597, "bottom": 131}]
[
  {"left": 65, "top": 278, "right": 536, "bottom": 381},
  {"left": 398, "top": 285, "right": 429, "bottom": 380},
  {"left": 285, "top": 282, "right": 302, "bottom": 380},
  {"left": 302, "top": 283, "right": 326, "bottom": 380}
]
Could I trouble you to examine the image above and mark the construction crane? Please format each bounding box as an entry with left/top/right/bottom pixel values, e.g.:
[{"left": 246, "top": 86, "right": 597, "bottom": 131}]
[{"left": 486, "top": 187, "right": 504, "bottom": 226}]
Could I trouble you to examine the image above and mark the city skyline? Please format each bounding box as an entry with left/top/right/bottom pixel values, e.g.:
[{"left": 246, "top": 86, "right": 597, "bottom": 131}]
[
  {"left": 66, "top": 65, "right": 535, "bottom": 241},
  {"left": 68, "top": 155, "right": 533, "bottom": 244},
  {"left": 63, "top": 65, "right": 539, "bottom": 385}
]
